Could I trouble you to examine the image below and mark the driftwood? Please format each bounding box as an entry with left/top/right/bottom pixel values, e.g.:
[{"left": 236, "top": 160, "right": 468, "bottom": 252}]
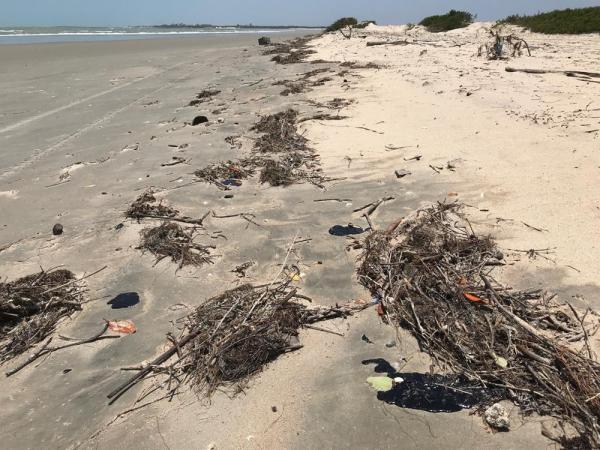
[
  {"left": 506, "top": 67, "right": 600, "bottom": 79},
  {"left": 479, "top": 31, "right": 530, "bottom": 60},
  {"left": 6, "top": 324, "right": 119, "bottom": 377},
  {"left": 366, "top": 40, "right": 410, "bottom": 47}
]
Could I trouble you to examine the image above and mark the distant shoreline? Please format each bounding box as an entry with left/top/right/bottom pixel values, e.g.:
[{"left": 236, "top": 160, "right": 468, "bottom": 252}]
[{"left": 0, "top": 25, "right": 321, "bottom": 45}]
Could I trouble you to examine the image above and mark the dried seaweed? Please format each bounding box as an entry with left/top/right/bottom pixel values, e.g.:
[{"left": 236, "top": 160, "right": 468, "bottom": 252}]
[
  {"left": 340, "top": 61, "right": 383, "bottom": 69},
  {"left": 252, "top": 109, "right": 307, "bottom": 153},
  {"left": 126, "top": 191, "right": 205, "bottom": 224},
  {"left": 194, "top": 159, "right": 257, "bottom": 187},
  {"left": 108, "top": 281, "right": 370, "bottom": 402},
  {"left": 127, "top": 191, "right": 178, "bottom": 221},
  {"left": 189, "top": 90, "right": 221, "bottom": 106},
  {"left": 0, "top": 269, "right": 83, "bottom": 363},
  {"left": 139, "top": 222, "right": 215, "bottom": 269},
  {"left": 265, "top": 37, "right": 317, "bottom": 64},
  {"left": 358, "top": 202, "right": 600, "bottom": 447},
  {"left": 195, "top": 109, "right": 332, "bottom": 188},
  {"left": 274, "top": 69, "right": 334, "bottom": 96}
]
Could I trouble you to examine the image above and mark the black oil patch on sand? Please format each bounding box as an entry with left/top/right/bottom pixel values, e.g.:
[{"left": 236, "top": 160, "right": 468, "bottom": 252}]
[
  {"left": 362, "top": 358, "right": 503, "bottom": 413},
  {"left": 108, "top": 292, "right": 140, "bottom": 309}
]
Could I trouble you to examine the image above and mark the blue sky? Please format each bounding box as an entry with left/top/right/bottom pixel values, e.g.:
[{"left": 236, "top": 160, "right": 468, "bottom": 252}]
[{"left": 2, "top": 0, "right": 599, "bottom": 26}]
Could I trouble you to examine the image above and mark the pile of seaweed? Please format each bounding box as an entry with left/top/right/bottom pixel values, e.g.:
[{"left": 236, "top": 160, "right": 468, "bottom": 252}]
[
  {"left": 139, "top": 222, "right": 215, "bottom": 269},
  {"left": 108, "top": 281, "right": 369, "bottom": 402},
  {"left": 264, "top": 37, "right": 316, "bottom": 64},
  {"left": 273, "top": 68, "right": 333, "bottom": 96},
  {"left": 358, "top": 202, "right": 600, "bottom": 448},
  {"left": 0, "top": 269, "right": 83, "bottom": 363},
  {"left": 195, "top": 109, "right": 333, "bottom": 189},
  {"left": 189, "top": 89, "right": 221, "bottom": 106},
  {"left": 126, "top": 190, "right": 177, "bottom": 221},
  {"left": 194, "top": 158, "right": 257, "bottom": 189},
  {"left": 126, "top": 191, "right": 205, "bottom": 225}
]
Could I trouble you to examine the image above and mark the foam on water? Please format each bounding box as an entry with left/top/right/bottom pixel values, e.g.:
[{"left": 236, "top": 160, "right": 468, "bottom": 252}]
[{"left": 0, "top": 26, "right": 314, "bottom": 44}]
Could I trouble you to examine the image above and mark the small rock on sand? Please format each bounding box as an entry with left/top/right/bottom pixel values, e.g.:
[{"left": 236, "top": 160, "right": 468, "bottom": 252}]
[
  {"left": 52, "top": 223, "right": 63, "bottom": 236},
  {"left": 484, "top": 403, "right": 510, "bottom": 430}
]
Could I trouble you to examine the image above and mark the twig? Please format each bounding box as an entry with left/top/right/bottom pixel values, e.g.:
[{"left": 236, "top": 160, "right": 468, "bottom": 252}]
[{"left": 6, "top": 324, "right": 118, "bottom": 377}]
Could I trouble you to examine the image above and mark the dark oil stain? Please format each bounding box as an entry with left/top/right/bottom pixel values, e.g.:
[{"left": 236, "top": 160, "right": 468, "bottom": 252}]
[
  {"left": 362, "top": 358, "right": 503, "bottom": 413},
  {"left": 329, "top": 224, "right": 365, "bottom": 236},
  {"left": 107, "top": 292, "right": 140, "bottom": 309}
]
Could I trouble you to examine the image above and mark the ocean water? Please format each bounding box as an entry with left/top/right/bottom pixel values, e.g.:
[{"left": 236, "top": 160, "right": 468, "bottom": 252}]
[{"left": 0, "top": 26, "right": 312, "bottom": 44}]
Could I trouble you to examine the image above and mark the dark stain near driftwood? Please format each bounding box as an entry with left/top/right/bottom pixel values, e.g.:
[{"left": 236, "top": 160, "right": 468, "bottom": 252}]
[
  {"left": 107, "top": 292, "right": 140, "bottom": 309},
  {"left": 192, "top": 116, "right": 209, "bottom": 126},
  {"left": 329, "top": 224, "right": 365, "bottom": 236},
  {"left": 363, "top": 359, "right": 502, "bottom": 413}
]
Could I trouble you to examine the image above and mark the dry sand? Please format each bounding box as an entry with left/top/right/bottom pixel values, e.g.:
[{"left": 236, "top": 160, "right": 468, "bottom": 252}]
[{"left": 1, "top": 23, "right": 599, "bottom": 449}]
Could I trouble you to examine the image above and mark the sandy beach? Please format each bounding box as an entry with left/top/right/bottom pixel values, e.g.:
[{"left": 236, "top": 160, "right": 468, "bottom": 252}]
[{"left": 1, "top": 22, "right": 600, "bottom": 449}]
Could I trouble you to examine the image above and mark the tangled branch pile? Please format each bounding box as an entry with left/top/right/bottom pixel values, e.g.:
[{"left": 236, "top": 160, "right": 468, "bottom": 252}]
[
  {"left": 1, "top": 269, "right": 83, "bottom": 363},
  {"left": 140, "top": 222, "right": 215, "bottom": 269},
  {"left": 478, "top": 30, "right": 531, "bottom": 60},
  {"left": 358, "top": 203, "right": 600, "bottom": 447},
  {"left": 108, "top": 281, "right": 369, "bottom": 401}
]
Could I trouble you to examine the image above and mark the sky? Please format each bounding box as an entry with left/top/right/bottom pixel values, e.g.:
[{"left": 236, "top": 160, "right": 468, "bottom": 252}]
[{"left": 2, "top": 0, "right": 599, "bottom": 27}]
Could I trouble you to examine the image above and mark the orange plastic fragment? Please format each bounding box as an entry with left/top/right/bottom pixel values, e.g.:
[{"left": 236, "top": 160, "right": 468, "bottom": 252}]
[
  {"left": 463, "top": 292, "right": 486, "bottom": 304},
  {"left": 107, "top": 319, "right": 137, "bottom": 334}
]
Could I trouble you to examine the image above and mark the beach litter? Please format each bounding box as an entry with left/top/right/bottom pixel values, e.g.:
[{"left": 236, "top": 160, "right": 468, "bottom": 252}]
[
  {"left": 357, "top": 202, "right": 600, "bottom": 447},
  {"left": 107, "top": 281, "right": 371, "bottom": 403}
]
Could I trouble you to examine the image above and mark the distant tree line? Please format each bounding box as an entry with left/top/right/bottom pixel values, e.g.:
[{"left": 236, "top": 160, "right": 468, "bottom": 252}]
[{"left": 326, "top": 6, "right": 600, "bottom": 35}]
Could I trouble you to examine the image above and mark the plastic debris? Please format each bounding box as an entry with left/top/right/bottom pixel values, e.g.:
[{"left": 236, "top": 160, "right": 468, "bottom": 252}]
[{"left": 367, "top": 376, "right": 394, "bottom": 392}]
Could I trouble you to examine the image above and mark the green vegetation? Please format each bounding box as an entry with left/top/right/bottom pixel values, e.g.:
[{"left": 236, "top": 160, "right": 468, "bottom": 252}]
[
  {"left": 502, "top": 7, "right": 600, "bottom": 34},
  {"left": 419, "top": 10, "right": 474, "bottom": 32},
  {"left": 355, "top": 20, "right": 377, "bottom": 29},
  {"left": 326, "top": 17, "right": 358, "bottom": 32}
]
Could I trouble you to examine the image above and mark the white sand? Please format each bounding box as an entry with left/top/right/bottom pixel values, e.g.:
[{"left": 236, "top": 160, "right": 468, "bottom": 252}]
[{"left": 305, "top": 23, "right": 600, "bottom": 303}]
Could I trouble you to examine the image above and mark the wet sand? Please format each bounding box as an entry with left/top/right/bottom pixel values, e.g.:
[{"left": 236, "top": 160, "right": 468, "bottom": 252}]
[{"left": 1, "top": 25, "right": 599, "bottom": 449}]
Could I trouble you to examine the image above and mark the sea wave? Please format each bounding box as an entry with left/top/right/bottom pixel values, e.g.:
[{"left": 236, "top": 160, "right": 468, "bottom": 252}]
[{"left": 0, "top": 29, "right": 301, "bottom": 37}]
